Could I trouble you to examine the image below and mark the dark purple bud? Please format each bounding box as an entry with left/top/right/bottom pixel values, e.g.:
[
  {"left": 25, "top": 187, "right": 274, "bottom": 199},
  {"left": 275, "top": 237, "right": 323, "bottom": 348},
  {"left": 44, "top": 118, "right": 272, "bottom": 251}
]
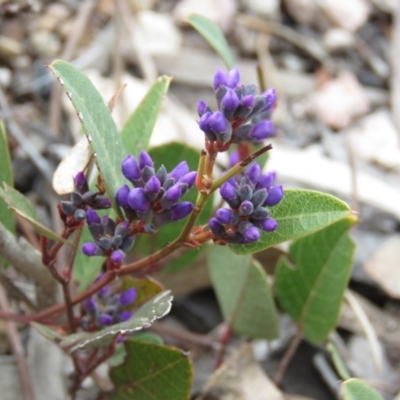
[
  {"left": 139, "top": 151, "right": 153, "bottom": 169},
  {"left": 231, "top": 125, "right": 252, "bottom": 144},
  {"left": 98, "top": 285, "right": 110, "bottom": 298},
  {"left": 61, "top": 201, "right": 75, "bottom": 215},
  {"left": 165, "top": 184, "right": 183, "bottom": 203},
  {"left": 238, "top": 221, "right": 260, "bottom": 242},
  {"left": 224, "top": 231, "right": 243, "bottom": 243},
  {"left": 99, "top": 237, "right": 112, "bottom": 251},
  {"left": 94, "top": 195, "right": 112, "bottom": 209},
  {"left": 221, "top": 89, "right": 240, "bottom": 112},
  {"left": 225, "top": 68, "right": 240, "bottom": 88},
  {"left": 265, "top": 186, "right": 284, "bottom": 206},
  {"left": 121, "top": 235, "right": 135, "bottom": 252},
  {"left": 156, "top": 165, "right": 168, "bottom": 185},
  {"left": 209, "top": 217, "right": 226, "bottom": 238},
  {"left": 116, "top": 185, "right": 130, "bottom": 207},
  {"left": 257, "top": 172, "right": 276, "bottom": 190},
  {"left": 197, "top": 100, "right": 208, "bottom": 116},
  {"left": 215, "top": 208, "right": 235, "bottom": 225},
  {"left": 74, "top": 172, "right": 88, "bottom": 193},
  {"left": 82, "top": 242, "right": 100, "bottom": 256},
  {"left": 251, "top": 189, "right": 268, "bottom": 209},
  {"left": 111, "top": 235, "right": 122, "bottom": 248},
  {"left": 163, "top": 177, "right": 175, "bottom": 190},
  {"left": 115, "top": 221, "right": 130, "bottom": 238},
  {"left": 145, "top": 176, "right": 161, "bottom": 195},
  {"left": 119, "top": 287, "right": 137, "bottom": 306},
  {"left": 99, "top": 313, "right": 113, "bottom": 326},
  {"left": 238, "top": 183, "right": 253, "bottom": 202},
  {"left": 152, "top": 209, "right": 172, "bottom": 227},
  {"left": 119, "top": 311, "right": 133, "bottom": 322},
  {"left": 229, "top": 150, "right": 240, "bottom": 167},
  {"left": 137, "top": 206, "right": 153, "bottom": 222},
  {"left": 82, "top": 191, "right": 97, "bottom": 205},
  {"left": 102, "top": 215, "right": 116, "bottom": 236},
  {"left": 170, "top": 161, "right": 189, "bottom": 181},
  {"left": 245, "top": 163, "right": 261, "bottom": 184},
  {"left": 84, "top": 298, "right": 97, "bottom": 312},
  {"left": 86, "top": 209, "right": 101, "bottom": 225},
  {"left": 209, "top": 111, "right": 228, "bottom": 134},
  {"left": 213, "top": 69, "right": 228, "bottom": 90},
  {"left": 110, "top": 250, "right": 125, "bottom": 264},
  {"left": 199, "top": 111, "right": 212, "bottom": 132},
  {"left": 262, "top": 88, "right": 277, "bottom": 111},
  {"left": 251, "top": 206, "right": 269, "bottom": 220},
  {"left": 128, "top": 188, "right": 149, "bottom": 212},
  {"left": 88, "top": 223, "right": 104, "bottom": 241},
  {"left": 179, "top": 171, "right": 197, "bottom": 188},
  {"left": 122, "top": 155, "right": 141, "bottom": 181},
  {"left": 249, "top": 121, "right": 274, "bottom": 141},
  {"left": 220, "top": 182, "right": 236, "bottom": 202},
  {"left": 241, "top": 94, "right": 255, "bottom": 108},
  {"left": 239, "top": 200, "right": 254, "bottom": 216},
  {"left": 260, "top": 217, "right": 278, "bottom": 232},
  {"left": 71, "top": 192, "right": 83, "bottom": 207},
  {"left": 171, "top": 202, "right": 193, "bottom": 221},
  {"left": 73, "top": 209, "right": 86, "bottom": 222}
]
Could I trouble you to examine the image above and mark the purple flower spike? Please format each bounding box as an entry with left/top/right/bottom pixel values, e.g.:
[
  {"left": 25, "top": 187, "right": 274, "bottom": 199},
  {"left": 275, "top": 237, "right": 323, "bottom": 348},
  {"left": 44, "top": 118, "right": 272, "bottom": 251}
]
[
  {"left": 116, "top": 185, "right": 130, "bottom": 207},
  {"left": 86, "top": 209, "right": 101, "bottom": 225},
  {"left": 265, "top": 185, "right": 284, "bottom": 206},
  {"left": 110, "top": 250, "right": 125, "bottom": 264},
  {"left": 119, "top": 287, "right": 137, "bottom": 306},
  {"left": 145, "top": 176, "right": 161, "bottom": 195},
  {"left": 122, "top": 155, "right": 141, "bottom": 181},
  {"left": 119, "top": 311, "right": 133, "bottom": 322},
  {"left": 170, "top": 161, "right": 189, "bottom": 181},
  {"left": 260, "top": 218, "right": 278, "bottom": 232},
  {"left": 179, "top": 171, "right": 197, "bottom": 188},
  {"left": 209, "top": 111, "right": 228, "bottom": 133},
  {"left": 245, "top": 163, "right": 261, "bottom": 184},
  {"left": 198, "top": 100, "right": 207, "bottom": 116},
  {"left": 262, "top": 88, "right": 277, "bottom": 111},
  {"left": 226, "top": 68, "right": 240, "bottom": 88},
  {"left": 221, "top": 89, "right": 240, "bottom": 112},
  {"left": 127, "top": 188, "right": 149, "bottom": 212},
  {"left": 82, "top": 242, "right": 99, "bottom": 256},
  {"left": 100, "top": 313, "right": 113, "bottom": 326},
  {"left": 213, "top": 69, "right": 228, "bottom": 90},
  {"left": 139, "top": 151, "right": 153, "bottom": 169},
  {"left": 171, "top": 202, "right": 193, "bottom": 221},
  {"left": 249, "top": 121, "right": 274, "bottom": 140}
]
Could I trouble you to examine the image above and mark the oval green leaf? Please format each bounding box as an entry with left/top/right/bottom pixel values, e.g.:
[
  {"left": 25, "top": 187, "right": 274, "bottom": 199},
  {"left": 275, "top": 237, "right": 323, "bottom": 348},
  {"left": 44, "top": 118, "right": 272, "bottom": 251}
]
[
  {"left": 275, "top": 217, "right": 356, "bottom": 344},
  {"left": 341, "top": 378, "right": 384, "bottom": 400},
  {"left": 0, "top": 183, "right": 71, "bottom": 244},
  {"left": 110, "top": 340, "right": 192, "bottom": 400},
  {"left": 49, "top": 60, "right": 127, "bottom": 217},
  {"left": 121, "top": 76, "right": 172, "bottom": 156},
  {"left": 230, "top": 189, "right": 351, "bottom": 255},
  {"left": 186, "top": 14, "right": 234, "bottom": 69},
  {"left": 208, "top": 246, "right": 279, "bottom": 339}
]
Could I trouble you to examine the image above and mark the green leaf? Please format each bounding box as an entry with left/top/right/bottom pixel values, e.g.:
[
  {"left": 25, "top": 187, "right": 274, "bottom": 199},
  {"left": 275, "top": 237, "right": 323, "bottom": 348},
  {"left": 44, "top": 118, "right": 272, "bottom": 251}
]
[
  {"left": 120, "top": 276, "right": 163, "bottom": 308},
  {"left": 230, "top": 189, "right": 351, "bottom": 255},
  {"left": 110, "top": 340, "right": 192, "bottom": 400},
  {"left": 327, "top": 341, "right": 351, "bottom": 380},
  {"left": 0, "top": 183, "right": 71, "bottom": 245},
  {"left": 31, "top": 322, "right": 63, "bottom": 342},
  {"left": 61, "top": 291, "right": 173, "bottom": 352},
  {"left": 132, "top": 332, "right": 164, "bottom": 345},
  {"left": 186, "top": 14, "right": 234, "bottom": 69},
  {"left": 121, "top": 76, "right": 172, "bottom": 156},
  {"left": 49, "top": 60, "right": 126, "bottom": 217},
  {"left": 135, "top": 142, "right": 213, "bottom": 273},
  {"left": 341, "top": 378, "right": 384, "bottom": 400},
  {"left": 275, "top": 217, "right": 356, "bottom": 344},
  {"left": 0, "top": 122, "right": 14, "bottom": 235},
  {"left": 208, "top": 246, "right": 279, "bottom": 339}
]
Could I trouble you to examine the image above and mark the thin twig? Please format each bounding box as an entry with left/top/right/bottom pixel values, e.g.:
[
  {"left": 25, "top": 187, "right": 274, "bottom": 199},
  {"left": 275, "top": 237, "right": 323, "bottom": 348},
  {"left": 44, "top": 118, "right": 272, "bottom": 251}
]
[{"left": 0, "top": 284, "right": 35, "bottom": 400}]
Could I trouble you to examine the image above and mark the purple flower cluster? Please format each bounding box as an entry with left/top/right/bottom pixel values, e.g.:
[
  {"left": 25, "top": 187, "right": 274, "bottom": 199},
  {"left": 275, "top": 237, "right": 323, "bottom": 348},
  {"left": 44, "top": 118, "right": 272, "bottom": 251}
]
[
  {"left": 115, "top": 152, "right": 196, "bottom": 233},
  {"left": 80, "top": 284, "right": 137, "bottom": 330},
  {"left": 198, "top": 68, "right": 277, "bottom": 145},
  {"left": 209, "top": 162, "right": 283, "bottom": 244},
  {"left": 60, "top": 172, "right": 111, "bottom": 222},
  {"left": 81, "top": 209, "right": 134, "bottom": 264}
]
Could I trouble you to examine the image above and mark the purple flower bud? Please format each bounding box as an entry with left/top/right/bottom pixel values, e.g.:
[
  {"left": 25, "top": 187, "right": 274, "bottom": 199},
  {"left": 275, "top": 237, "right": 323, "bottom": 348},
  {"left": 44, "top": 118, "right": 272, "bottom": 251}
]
[
  {"left": 86, "top": 209, "right": 101, "bottom": 225},
  {"left": 152, "top": 209, "right": 172, "bottom": 227},
  {"left": 197, "top": 100, "right": 207, "bottom": 116},
  {"left": 251, "top": 189, "right": 268, "bottom": 209},
  {"left": 165, "top": 184, "right": 183, "bottom": 203},
  {"left": 121, "top": 235, "right": 135, "bottom": 253},
  {"left": 262, "top": 88, "right": 277, "bottom": 111},
  {"left": 74, "top": 209, "right": 86, "bottom": 222},
  {"left": 179, "top": 171, "right": 197, "bottom": 188},
  {"left": 215, "top": 208, "right": 234, "bottom": 224},
  {"left": 61, "top": 201, "right": 75, "bottom": 215},
  {"left": 260, "top": 218, "right": 278, "bottom": 232},
  {"left": 102, "top": 216, "right": 116, "bottom": 236},
  {"left": 119, "top": 287, "right": 137, "bottom": 306},
  {"left": 257, "top": 172, "right": 276, "bottom": 190},
  {"left": 94, "top": 196, "right": 112, "bottom": 209},
  {"left": 119, "top": 311, "right": 133, "bottom": 322},
  {"left": 122, "top": 155, "right": 141, "bottom": 181},
  {"left": 156, "top": 165, "right": 168, "bottom": 184},
  {"left": 111, "top": 250, "right": 125, "bottom": 264},
  {"left": 249, "top": 121, "right": 274, "bottom": 141},
  {"left": 169, "top": 161, "right": 189, "bottom": 181},
  {"left": 82, "top": 242, "right": 99, "bottom": 256},
  {"left": 229, "top": 151, "right": 240, "bottom": 168},
  {"left": 209, "top": 111, "right": 228, "bottom": 134},
  {"left": 139, "top": 151, "right": 153, "bottom": 169},
  {"left": 220, "top": 182, "right": 236, "bottom": 202},
  {"left": 127, "top": 188, "right": 149, "bottom": 212},
  {"left": 221, "top": 89, "right": 240, "bottom": 112},
  {"left": 74, "top": 171, "right": 86, "bottom": 189},
  {"left": 84, "top": 298, "right": 97, "bottom": 312},
  {"left": 225, "top": 68, "right": 240, "bottom": 88},
  {"left": 199, "top": 111, "right": 212, "bottom": 132},
  {"left": 171, "top": 202, "right": 193, "bottom": 221},
  {"left": 245, "top": 163, "right": 261, "bottom": 184},
  {"left": 99, "top": 237, "right": 112, "bottom": 251},
  {"left": 116, "top": 185, "right": 130, "bottom": 207},
  {"left": 100, "top": 313, "right": 113, "bottom": 326},
  {"left": 238, "top": 221, "right": 260, "bottom": 242},
  {"left": 265, "top": 186, "right": 284, "bottom": 206},
  {"left": 71, "top": 192, "right": 83, "bottom": 207},
  {"left": 145, "top": 176, "right": 161, "bottom": 195},
  {"left": 98, "top": 285, "right": 110, "bottom": 298},
  {"left": 213, "top": 69, "right": 228, "bottom": 90},
  {"left": 115, "top": 221, "right": 130, "bottom": 238},
  {"left": 239, "top": 200, "right": 254, "bottom": 216},
  {"left": 238, "top": 183, "right": 253, "bottom": 202},
  {"left": 208, "top": 217, "right": 226, "bottom": 238},
  {"left": 241, "top": 94, "right": 254, "bottom": 108}
]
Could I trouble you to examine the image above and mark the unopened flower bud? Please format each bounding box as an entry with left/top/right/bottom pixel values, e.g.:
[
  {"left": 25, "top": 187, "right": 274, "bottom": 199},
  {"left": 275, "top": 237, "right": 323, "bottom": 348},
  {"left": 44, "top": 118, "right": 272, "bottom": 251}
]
[
  {"left": 265, "top": 186, "right": 284, "bottom": 206},
  {"left": 179, "top": 171, "right": 197, "bottom": 188},
  {"left": 239, "top": 200, "right": 254, "bottom": 216},
  {"left": 99, "top": 313, "right": 113, "bottom": 326},
  {"left": 139, "top": 151, "right": 153, "bottom": 169},
  {"left": 110, "top": 250, "right": 125, "bottom": 264},
  {"left": 209, "top": 217, "right": 226, "bottom": 238},
  {"left": 170, "top": 161, "right": 189, "bottom": 181},
  {"left": 262, "top": 88, "right": 277, "bottom": 111},
  {"left": 145, "top": 176, "right": 161, "bottom": 195},
  {"left": 82, "top": 242, "right": 100, "bottom": 256},
  {"left": 260, "top": 218, "right": 278, "bottom": 232},
  {"left": 122, "top": 155, "right": 141, "bottom": 181},
  {"left": 116, "top": 185, "right": 130, "bottom": 207},
  {"left": 119, "top": 287, "right": 137, "bottom": 306},
  {"left": 128, "top": 188, "right": 149, "bottom": 212},
  {"left": 86, "top": 209, "right": 101, "bottom": 225},
  {"left": 171, "top": 202, "right": 193, "bottom": 221},
  {"left": 245, "top": 163, "right": 261, "bottom": 184},
  {"left": 221, "top": 88, "right": 240, "bottom": 113},
  {"left": 118, "top": 311, "right": 133, "bottom": 322},
  {"left": 249, "top": 121, "right": 274, "bottom": 141},
  {"left": 74, "top": 209, "right": 86, "bottom": 221}
]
